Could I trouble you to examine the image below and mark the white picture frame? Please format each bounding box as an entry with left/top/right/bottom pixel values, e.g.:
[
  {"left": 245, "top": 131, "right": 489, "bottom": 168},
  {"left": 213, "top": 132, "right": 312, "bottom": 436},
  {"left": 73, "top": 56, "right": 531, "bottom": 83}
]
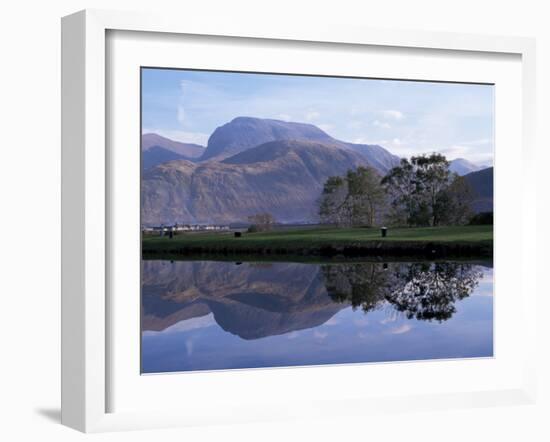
[{"left": 61, "top": 9, "right": 538, "bottom": 433}]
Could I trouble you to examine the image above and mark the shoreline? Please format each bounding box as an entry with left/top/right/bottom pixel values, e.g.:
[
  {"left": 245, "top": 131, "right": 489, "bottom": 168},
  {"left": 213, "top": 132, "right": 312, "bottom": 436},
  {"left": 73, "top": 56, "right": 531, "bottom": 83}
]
[{"left": 142, "top": 225, "right": 493, "bottom": 259}]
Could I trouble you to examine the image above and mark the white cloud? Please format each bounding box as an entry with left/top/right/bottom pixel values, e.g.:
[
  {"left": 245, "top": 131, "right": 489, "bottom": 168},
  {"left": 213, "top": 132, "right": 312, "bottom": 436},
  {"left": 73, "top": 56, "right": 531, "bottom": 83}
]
[
  {"left": 317, "top": 123, "right": 334, "bottom": 133},
  {"left": 185, "top": 338, "right": 194, "bottom": 355},
  {"left": 142, "top": 313, "right": 216, "bottom": 336},
  {"left": 313, "top": 330, "right": 328, "bottom": 340},
  {"left": 324, "top": 317, "right": 340, "bottom": 326},
  {"left": 277, "top": 113, "right": 292, "bottom": 121},
  {"left": 177, "top": 105, "right": 186, "bottom": 125},
  {"left": 373, "top": 120, "right": 391, "bottom": 129},
  {"left": 438, "top": 144, "right": 494, "bottom": 164},
  {"left": 347, "top": 120, "right": 364, "bottom": 129},
  {"left": 142, "top": 128, "right": 209, "bottom": 146},
  {"left": 390, "top": 324, "right": 412, "bottom": 335},
  {"left": 305, "top": 110, "right": 321, "bottom": 121},
  {"left": 380, "top": 110, "right": 405, "bottom": 120},
  {"left": 353, "top": 317, "right": 369, "bottom": 327}
]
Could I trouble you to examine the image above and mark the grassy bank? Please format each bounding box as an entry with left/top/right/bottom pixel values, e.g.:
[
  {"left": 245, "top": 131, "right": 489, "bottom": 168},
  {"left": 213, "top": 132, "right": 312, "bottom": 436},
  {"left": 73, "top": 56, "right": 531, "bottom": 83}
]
[{"left": 142, "top": 225, "right": 493, "bottom": 258}]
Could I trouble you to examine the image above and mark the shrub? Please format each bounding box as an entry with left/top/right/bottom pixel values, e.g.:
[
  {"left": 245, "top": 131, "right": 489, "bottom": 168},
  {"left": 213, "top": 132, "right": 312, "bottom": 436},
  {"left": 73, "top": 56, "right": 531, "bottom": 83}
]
[{"left": 469, "top": 212, "right": 493, "bottom": 225}]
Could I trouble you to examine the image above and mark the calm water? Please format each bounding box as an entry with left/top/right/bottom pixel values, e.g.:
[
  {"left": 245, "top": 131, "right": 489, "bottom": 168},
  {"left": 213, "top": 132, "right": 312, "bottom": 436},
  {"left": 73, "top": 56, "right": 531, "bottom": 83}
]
[{"left": 141, "top": 260, "right": 493, "bottom": 373}]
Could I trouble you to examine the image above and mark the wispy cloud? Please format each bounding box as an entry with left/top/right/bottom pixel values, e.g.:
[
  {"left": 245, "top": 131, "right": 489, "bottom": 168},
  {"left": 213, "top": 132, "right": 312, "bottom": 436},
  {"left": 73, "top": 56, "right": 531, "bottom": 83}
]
[
  {"left": 142, "top": 128, "right": 209, "bottom": 146},
  {"left": 389, "top": 324, "right": 412, "bottom": 335},
  {"left": 313, "top": 330, "right": 328, "bottom": 340},
  {"left": 142, "top": 69, "right": 494, "bottom": 163},
  {"left": 305, "top": 110, "right": 321, "bottom": 121},
  {"left": 380, "top": 110, "right": 404, "bottom": 120},
  {"left": 373, "top": 120, "right": 391, "bottom": 129}
]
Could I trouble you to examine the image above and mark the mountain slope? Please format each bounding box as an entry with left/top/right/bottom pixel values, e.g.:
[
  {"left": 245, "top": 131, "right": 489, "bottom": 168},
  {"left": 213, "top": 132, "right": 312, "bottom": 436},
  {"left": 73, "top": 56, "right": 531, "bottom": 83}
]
[
  {"left": 464, "top": 167, "right": 493, "bottom": 212},
  {"left": 200, "top": 116, "right": 400, "bottom": 172},
  {"left": 450, "top": 158, "right": 485, "bottom": 176},
  {"left": 345, "top": 142, "right": 400, "bottom": 173},
  {"left": 141, "top": 139, "right": 371, "bottom": 225},
  {"left": 200, "top": 116, "right": 337, "bottom": 161},
  {"left": 142, "top": 133, "right": 205, "bottom": 158},
  {"left": 142, "top": 146, "right": 188, "bottom": 170}
]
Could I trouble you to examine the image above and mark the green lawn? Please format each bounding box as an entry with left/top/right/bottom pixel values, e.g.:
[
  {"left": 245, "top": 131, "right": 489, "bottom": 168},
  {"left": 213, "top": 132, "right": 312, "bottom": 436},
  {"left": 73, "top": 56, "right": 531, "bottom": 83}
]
[{"left": 142, "top": 225, "right": 493, "bottom": 254}]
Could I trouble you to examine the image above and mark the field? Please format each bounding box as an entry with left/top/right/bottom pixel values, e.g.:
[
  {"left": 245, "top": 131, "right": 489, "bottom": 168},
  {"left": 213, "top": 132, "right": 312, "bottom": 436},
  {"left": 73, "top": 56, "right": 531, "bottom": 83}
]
[{"left": 142, "top": 225, "right": 493, "bottom": 258}]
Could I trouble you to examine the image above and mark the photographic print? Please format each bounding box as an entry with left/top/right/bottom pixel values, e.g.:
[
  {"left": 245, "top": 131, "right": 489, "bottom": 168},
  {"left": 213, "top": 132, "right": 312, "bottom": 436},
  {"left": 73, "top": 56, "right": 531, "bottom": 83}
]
[{"left": 140, "top": 68, "right": 494, "bottom": 374}]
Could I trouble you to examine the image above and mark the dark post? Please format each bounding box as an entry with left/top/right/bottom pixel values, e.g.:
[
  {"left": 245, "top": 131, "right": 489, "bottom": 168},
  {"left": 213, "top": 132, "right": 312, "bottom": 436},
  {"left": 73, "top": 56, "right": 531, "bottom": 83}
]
[{"left": 380, "top": 227, "right": 387, "bottom": 238}]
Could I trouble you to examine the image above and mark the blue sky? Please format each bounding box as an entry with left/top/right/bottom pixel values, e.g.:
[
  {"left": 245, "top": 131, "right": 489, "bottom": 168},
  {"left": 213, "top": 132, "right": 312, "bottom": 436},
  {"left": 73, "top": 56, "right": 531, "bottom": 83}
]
[{"left": 142, "top": 68, "right": 494, "bottom": 164}]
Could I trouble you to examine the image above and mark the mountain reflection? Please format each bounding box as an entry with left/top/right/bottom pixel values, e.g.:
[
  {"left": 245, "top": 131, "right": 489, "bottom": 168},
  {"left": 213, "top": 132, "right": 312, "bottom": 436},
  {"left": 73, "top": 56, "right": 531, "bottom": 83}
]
[{"left": 142, "top": 260, "right": 485, "bottom": 339}]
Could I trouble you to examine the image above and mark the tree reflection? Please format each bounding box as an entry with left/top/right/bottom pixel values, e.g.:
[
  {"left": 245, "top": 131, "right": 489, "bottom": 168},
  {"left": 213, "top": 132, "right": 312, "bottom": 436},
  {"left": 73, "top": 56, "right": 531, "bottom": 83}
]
[
  {"left": 321, "top": 262, "right": 483, "bottom": 322},
  {"left": 322, "top": 262, "right": 390, "bottom": 312}
]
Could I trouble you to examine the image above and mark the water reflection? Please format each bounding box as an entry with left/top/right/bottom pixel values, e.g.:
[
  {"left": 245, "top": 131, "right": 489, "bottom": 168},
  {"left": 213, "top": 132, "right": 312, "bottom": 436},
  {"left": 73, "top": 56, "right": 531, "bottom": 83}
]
[
  {"left": 322, "top": 262, "right": 483, "bottom": 321},
  {"left": 142, "top": 260, "right": 493, "bottom": 373}
]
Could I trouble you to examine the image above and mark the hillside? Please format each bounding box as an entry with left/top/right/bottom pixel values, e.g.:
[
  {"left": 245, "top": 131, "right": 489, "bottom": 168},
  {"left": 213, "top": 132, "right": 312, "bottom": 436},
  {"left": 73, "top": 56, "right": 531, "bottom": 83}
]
[
  {"left": 142, "top": 146, "right": 188, "bottom": 170},
  {"left": 199, "top": 117, "right": 400, "bottom": 172},
  {"left": 141, "top": 133, "right": 205, "bottom": 158},
  {"left": 200, "top": 116, "right": 336, "bottom": 160},
  {"left": 464, "top": 167, "right": 493, "bottom": 212},
  {"left": 450, "top": 158, "right": 485, "bottom": 176},
  {"left": 141, "top": 139, "right": 371, "bottom": 225}
]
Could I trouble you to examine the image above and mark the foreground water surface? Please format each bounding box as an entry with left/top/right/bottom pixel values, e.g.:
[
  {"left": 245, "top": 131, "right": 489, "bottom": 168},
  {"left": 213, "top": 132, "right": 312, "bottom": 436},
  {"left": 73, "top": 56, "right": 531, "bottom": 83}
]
[{"left": 141, "top": 259, "right": 493, "bottom": 373}]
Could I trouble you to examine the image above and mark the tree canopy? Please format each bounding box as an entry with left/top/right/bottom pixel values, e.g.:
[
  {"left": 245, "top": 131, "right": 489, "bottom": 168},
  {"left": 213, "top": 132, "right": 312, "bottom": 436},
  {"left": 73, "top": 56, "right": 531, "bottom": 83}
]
[{"left": 318, "top": 166, "right": 386, "bottom": 227}]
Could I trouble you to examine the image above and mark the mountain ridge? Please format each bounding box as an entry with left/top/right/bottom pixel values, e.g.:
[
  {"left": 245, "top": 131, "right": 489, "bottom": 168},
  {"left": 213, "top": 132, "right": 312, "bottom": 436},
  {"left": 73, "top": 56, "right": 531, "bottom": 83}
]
[
  {"left": 141, "top": 139, "right": 372, "bottom": 225},
  {"left": 142, "top": 132, "right": 205, "bottom": 158}
]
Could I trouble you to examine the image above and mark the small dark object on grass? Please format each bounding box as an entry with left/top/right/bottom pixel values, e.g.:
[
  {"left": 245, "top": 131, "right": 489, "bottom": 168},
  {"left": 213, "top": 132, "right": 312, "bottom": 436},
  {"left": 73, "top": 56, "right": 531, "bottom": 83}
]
[
  {"left": 234, "top": 231, "right": 242, "bottom": 238},
  {"left": 381, "top": 227, "right": 388, "bottom": 238},
  {"left": 169, "top": 230, "right": 173, "bottom": 239}
]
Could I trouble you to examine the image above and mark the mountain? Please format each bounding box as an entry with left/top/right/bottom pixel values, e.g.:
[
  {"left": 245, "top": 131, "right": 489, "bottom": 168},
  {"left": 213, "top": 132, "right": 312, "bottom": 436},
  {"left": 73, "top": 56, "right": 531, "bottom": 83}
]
[
  {"left": 464, "top": 167, "right": 493, "bottom": 212},
  {"left": 142, "top": 146, "right": 188, "bottom": 170},
  {"left": 141, "top": 260, "right": 346, "bottom": 339},
  {"left": 141, "top": 133, "right": 205, "bottom": 158},
  {"left": 450, "top": 158, "right": 486, "bottom": 176},
  {"left": 200, "top": 117, "right": 400, "bottom": 172},
  {"left": 200, "top": 117, "right": 336, "bottom": 161},
  {"left": 141, "top": 139, "right": 371, "bottom": 225},
  {"left": 345, "top": 142, "right": 401, "bottom": 174}
]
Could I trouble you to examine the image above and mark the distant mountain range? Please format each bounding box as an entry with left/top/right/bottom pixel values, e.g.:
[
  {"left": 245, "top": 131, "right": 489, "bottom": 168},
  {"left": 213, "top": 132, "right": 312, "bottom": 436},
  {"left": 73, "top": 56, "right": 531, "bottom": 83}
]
[
  {"left": 141, "top": 133, "right": 205, "bottom": 170},
  {"left": 142, "top": 139, "right": 372, "bottom": 224},
  {"left": 141, "top": 117, "right": 492, "bottom": 224},
  {"left": 464, "top": 167, "right": 493, "bottom": 212},
  {"left": 449, "top": 158, "right": 488, "bottom": 176}
]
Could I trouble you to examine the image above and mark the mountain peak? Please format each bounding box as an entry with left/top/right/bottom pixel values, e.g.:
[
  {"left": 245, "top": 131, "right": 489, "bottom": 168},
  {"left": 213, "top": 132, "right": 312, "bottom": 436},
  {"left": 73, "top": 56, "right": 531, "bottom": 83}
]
[
  {"left": 200, "top": 117, "right": 335, "bottom": 161},
  {"left": 449, "top": 158, "right": 486, "bottom": 176},
  {"left": 141, "top": 133, "right": 205, "bottom": 158}
]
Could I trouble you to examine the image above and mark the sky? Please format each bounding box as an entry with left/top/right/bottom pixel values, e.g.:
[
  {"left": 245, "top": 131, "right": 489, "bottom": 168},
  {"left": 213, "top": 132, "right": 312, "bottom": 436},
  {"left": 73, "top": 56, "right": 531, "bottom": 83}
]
[{"left": 142, "top": 68, "right": 494, "bottom": 165}]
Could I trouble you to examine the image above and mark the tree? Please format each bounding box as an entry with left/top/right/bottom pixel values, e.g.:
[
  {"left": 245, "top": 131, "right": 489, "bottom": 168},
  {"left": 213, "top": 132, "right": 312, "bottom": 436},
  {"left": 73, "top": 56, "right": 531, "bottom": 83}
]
[
  {"left": 412, "top": 153, "right": 451, "bottom": 226},
  {"left": 346, "top": 167, "right": 387, "bottom": 227},
  {"left": 435, "top": 174, "right": 475, "bottom": 226},
  {"left": 318, "top": 167, "right": 386, "bottom": 227},
  {"left": 383, "top": 153, "right": 473, "bottom": 227},
  {"left": 381, "top": 158, "right": 420, "bottom": 226},
  {"left": 318, "top": 176, "right": 348, "bottom": 226},
  {"left": 247, "top": 212, "right": 275, "bottom": 232}
]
